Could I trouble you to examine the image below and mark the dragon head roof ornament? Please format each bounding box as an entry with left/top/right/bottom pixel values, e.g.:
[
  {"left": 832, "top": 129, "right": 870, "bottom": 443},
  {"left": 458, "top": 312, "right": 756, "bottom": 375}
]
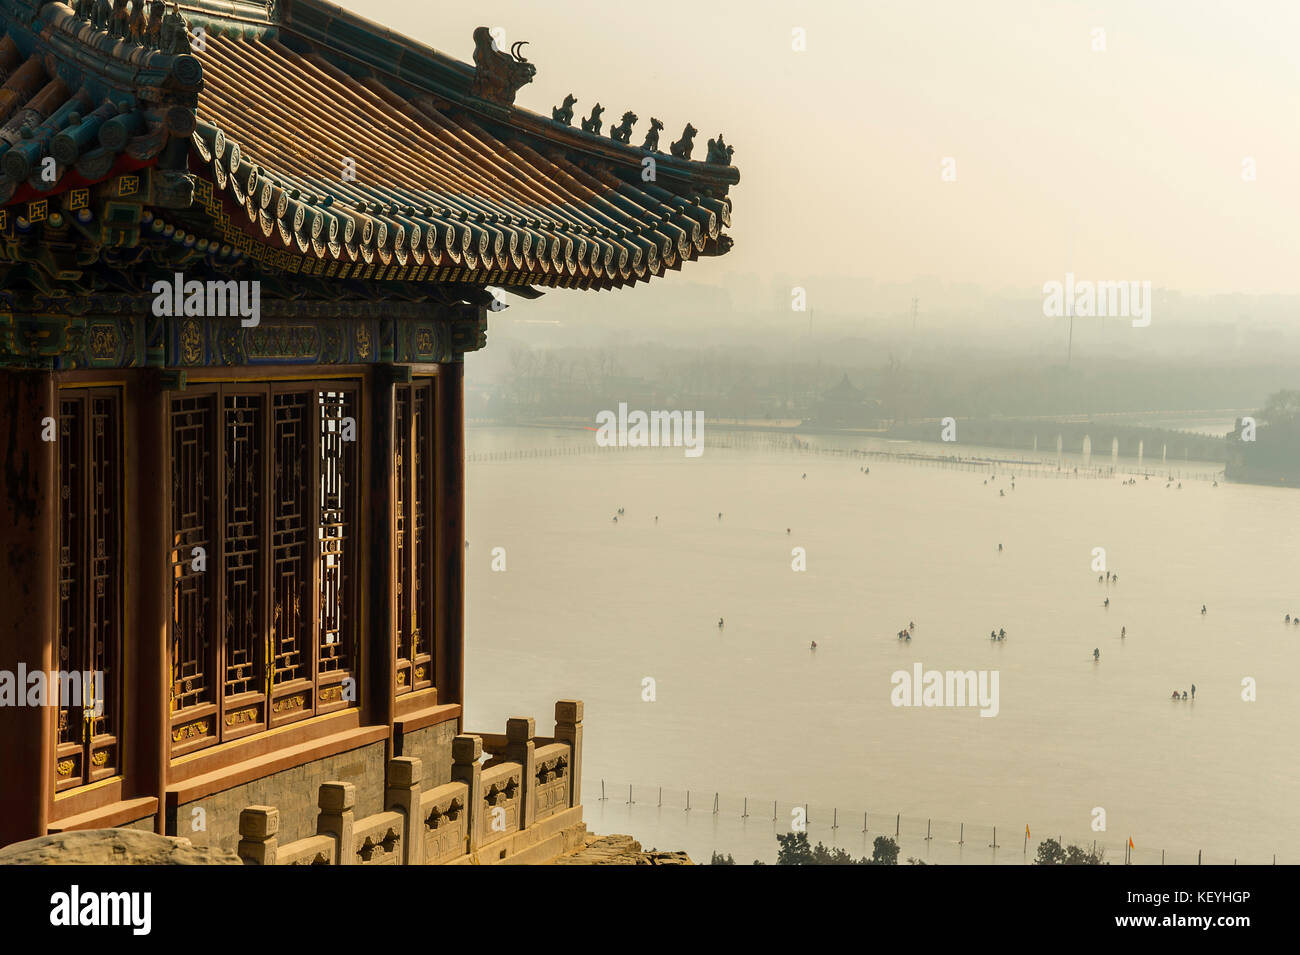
[{"left": 469, "top": 26, "right": 536, "bottom": 105}]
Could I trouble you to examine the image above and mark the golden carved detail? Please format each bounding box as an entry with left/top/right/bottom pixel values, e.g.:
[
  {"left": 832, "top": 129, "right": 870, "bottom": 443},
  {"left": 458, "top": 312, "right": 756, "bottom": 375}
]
[
  {"left": 57, "top": 759, "right": 74, "bottom": 777},
  {"left": 271, "top": 693, "right": 306, "bottom": 714},
  {"left": 180, "top": 319, "right": 202, "bottom": 364},
  {"left": 225, "top": 707, "right": 259, "bottom": 727},
  {"left": 172, "top": 720, "right": 210, "bottom": 743}
]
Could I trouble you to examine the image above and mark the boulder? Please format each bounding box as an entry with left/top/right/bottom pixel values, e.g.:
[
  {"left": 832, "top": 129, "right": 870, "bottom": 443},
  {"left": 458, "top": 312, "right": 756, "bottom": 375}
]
[
  {"left": 0, "top": 829, "right": 244, "bottom": 865},
  {"left": 554, "top": 833, "right": 694, "bottom": 865}
]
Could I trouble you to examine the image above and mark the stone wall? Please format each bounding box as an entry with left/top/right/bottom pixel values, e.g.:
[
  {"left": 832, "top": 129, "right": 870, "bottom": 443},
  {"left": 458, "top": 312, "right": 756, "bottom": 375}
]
[
  {"left": 397, "top": 719, "right": 457, "bottom": 791},
  {"left": 168, "top": 739, "right": 387, "bottom": 854},
  {"left": 238, "top": 702, "right": 586, "bottom": 865}
]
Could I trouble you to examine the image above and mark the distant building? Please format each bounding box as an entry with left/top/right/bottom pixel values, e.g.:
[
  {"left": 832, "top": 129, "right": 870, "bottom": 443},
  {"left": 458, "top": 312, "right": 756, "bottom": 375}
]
[{"left": 809, "top": 373, "right": 881, "bottom": 429}]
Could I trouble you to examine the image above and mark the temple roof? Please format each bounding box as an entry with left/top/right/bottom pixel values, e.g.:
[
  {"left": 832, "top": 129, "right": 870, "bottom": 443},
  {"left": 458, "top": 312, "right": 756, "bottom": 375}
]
[{"left": 0, "top": 0, "right": 738, "bottom": 295}]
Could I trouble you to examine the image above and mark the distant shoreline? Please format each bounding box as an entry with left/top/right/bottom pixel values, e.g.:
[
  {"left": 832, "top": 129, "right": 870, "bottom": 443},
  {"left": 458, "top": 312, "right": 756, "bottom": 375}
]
[{"left": 467, "top": 418, "right": 1230, "bottom": 482}]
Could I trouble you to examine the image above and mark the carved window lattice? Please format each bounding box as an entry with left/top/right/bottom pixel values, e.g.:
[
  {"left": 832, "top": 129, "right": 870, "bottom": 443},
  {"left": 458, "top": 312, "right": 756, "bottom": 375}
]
[
  {"left": 57, "top": 403, "right": 84, "bottom": 753},
  {"left": 394, "top": 386, "right": 410, "bottom": 690},
  {"left": 318, "top": 390, "right": 355, "bottom": 676},
  {"left": 171, "top": 394, "right": 215, "bottom": 713},
  {"left": 271, "top": 392, "right": 310, "bottom": 688},
  {"left": 394, "top": 381, "right": 435, "bottom": 694},
  {"left": 412, "top": 386, "right": 431, "bottom": 690},
  {"left": 55, "top": 390, "right": 122, "bottom": 789},
  {"left": 169, "top": 382, "right": 359, "bottom": 754},
  {"left": 87, "top": 396, "right": 120, "bottom": 745},
  {"left": 222, "top": 394, "right": 264, "bottom": 698}
]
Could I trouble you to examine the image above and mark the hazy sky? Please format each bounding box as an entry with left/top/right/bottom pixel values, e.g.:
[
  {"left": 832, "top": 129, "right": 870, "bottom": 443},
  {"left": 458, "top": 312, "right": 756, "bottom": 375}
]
[{"left": 337, "top": 1, "right": 1300, "bottom": 300}]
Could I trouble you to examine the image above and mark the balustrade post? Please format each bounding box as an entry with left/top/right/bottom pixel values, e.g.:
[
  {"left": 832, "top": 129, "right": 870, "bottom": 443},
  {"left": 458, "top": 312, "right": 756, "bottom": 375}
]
[
  {"left": 317, "top": 782, "right": 356, "bottom": 866},
  {"left": 386, "top": 756, "right": 423, "bottom": 865},
  {"left": 237, "top": 806, "right": 280, "bottom": 865},
  {"left": 506, "top": 717, "right": 536, "bottom": 830},
  {"left": 452, "top": 734, "right": 483, "bottom": 854},
  {"left": 554, "top": 700, "right": 584, "bottom": 810}
]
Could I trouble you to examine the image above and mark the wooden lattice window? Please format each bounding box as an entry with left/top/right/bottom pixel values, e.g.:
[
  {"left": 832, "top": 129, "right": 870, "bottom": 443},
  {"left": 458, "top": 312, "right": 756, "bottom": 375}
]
[
  {"left": 269, "top": 390, "right": 311, "bottom": 699},
  {"left": 55, "top": 389, "right": 123, "bottom": 790},
  {"left": 317, "top": 390, "right": 357, "bottom": 713},
  {"left": 394, "top": 380, "right": 434, "bottom": 694},
  {"left": 169, "top": 381, "right": 359, "bottom": 754},
  {"left": 170, "top": 394, "right": 218, "bottom": 751},
  {"left": 221, "top": 393, "right": 264, "bottom": 739}
]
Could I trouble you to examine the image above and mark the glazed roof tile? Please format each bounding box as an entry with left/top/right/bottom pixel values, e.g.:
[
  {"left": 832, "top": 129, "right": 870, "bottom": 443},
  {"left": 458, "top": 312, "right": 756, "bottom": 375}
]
[{"left": 0, "top": 0, "right": 736, "bottom": 291}]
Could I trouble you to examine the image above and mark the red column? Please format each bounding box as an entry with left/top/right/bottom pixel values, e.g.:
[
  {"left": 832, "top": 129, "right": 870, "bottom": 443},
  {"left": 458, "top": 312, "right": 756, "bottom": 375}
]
[
  {"left": 131, "top": 371, "right": 169, "bottom": 832},
  {"left": 366, "top": 368, "right": 396, "bottom": 730},
  {"left": 435, "top": 362, "right": 465, "bottom": 708},
  {"left": 0, "top": 371, "right": 57, "bottom": 844}
]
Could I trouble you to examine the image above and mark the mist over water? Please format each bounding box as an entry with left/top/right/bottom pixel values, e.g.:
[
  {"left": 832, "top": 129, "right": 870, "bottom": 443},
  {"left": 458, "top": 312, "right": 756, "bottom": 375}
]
[{"left": 464, "top": 425, "right": 1299, "bottom": 864}]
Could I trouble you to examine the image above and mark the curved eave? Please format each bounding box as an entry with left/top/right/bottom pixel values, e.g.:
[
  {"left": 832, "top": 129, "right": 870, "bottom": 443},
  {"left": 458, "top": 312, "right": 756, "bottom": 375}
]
[
  {"left": 0, "top": 2, "right": 201, "bottom": 208},
  {"left": 177, "top": 0, "right": 740, "bottom": 194},
  {"left": 189, "top": 30, "right": 734, "bottom": 291}
]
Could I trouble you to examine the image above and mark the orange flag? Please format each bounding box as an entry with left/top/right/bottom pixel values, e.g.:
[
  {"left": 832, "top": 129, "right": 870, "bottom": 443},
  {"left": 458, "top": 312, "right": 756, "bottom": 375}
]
[
  {"left": 1129, "top": 836, "right": 1135, "bottom": 849},
  {"left": 1025, "top": 825, "right": 1031, "bottom": 839}
]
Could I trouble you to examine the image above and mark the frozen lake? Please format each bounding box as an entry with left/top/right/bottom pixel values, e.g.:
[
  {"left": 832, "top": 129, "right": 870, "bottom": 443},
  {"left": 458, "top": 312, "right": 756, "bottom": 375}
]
[{"left": 463, "top": 425, "right": 1298, "bottom": 864}]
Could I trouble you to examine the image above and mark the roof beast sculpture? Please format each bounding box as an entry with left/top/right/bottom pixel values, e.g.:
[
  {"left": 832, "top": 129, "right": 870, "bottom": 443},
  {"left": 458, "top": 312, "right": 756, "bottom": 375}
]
[{"left": 469, "top": 26, "right": 535, "bottom": 105}]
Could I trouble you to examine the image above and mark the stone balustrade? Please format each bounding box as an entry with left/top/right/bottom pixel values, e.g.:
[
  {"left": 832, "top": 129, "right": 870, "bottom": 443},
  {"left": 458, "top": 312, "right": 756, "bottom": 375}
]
[{"left": 236, "top": 700, "right": 585, "bottom": 865}]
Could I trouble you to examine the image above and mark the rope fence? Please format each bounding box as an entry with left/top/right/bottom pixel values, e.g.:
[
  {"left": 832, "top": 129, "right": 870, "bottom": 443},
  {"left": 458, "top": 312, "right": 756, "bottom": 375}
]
[{"left": 584, "top": 779, "right": 1280, "bottom": 866}]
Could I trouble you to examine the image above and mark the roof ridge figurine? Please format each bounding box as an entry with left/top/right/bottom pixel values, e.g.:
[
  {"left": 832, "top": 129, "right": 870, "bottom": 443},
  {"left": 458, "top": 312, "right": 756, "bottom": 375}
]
[
  {"left": 670, "top": 123, "right": 697, "bottom": 159},
  {"left": 159, "top": 2, "right": 190, "bottom": 54},
  {"left": 551, "top": 93, "right": 577, "bottom": 125},
  {"left": 469, "top": 25, "right": 535, "bottom": 105},
  {"left": 609, "top": 110, "right": 636, "bottom": 144},
  {"left": 580, "top": 103, "right": 603, "bottom": 135},
  {"left": 706, "top": 133, "right": 733, "bottom": 165},
  {"left": 641, "top": 117, "right": 663, "bottom": 152}
]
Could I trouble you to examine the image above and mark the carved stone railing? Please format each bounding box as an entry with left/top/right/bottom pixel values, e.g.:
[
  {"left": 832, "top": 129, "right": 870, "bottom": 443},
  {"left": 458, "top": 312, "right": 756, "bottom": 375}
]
[
  {"left": 532, "top": 742, "right": 571, "bottom": 822},
  {"left": 478, "top": 759, "right": 523, "bottom": 847},
  {"left": 280, "top": 835, "right": 335, "bottom": 865},
  {"left": 236, "top": 806, "right": 334, "bottom": 865},
  {"left": 236, "top": 699, "right": 584, "bottom": 864},
  {"left": 352, "top": 809, "right": 404, "bottom": 866},
  {"left": 420, "top": 780, "right": 470, "bottom": 864}
]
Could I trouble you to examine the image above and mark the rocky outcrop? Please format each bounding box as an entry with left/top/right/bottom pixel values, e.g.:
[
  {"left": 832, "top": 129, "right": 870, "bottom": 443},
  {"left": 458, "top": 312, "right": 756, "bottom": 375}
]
[
  {"left": 553, "top": 833, "right": 692, "bottom": 865},
  {"left": 0, "top": 829, "right": 244, "bottom": 865}
]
